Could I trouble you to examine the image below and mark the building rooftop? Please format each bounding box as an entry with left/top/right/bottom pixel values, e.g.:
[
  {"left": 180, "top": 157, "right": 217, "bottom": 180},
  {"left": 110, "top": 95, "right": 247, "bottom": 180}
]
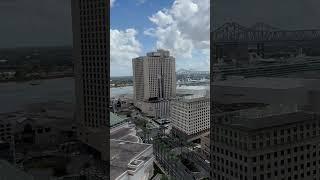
[
  {"left": 133, "top": 49, "right": 173, "bottom": 60},
  {"left": 0, "top": 160, "right": 34, "bottom": 180},
  {"left": 110, "top": 139, "right": 152, "bottom": 180},
  {"left": 229, "top": 111, "right": 316, "bottom": 130},
  {"left": 176, "top": 96, "right": 210, "bottom": 103},
  {"left": 213, "top": 102, "right": 268, "bottom": 113},
  {"left": 146, "top": 49, "right": 171, "bottom": 57},
  {"left": 110, "top": 112, "right": 127, "bottom": 127},
  {"left": 0, "top": 101, "right": 75, "bottom": 131},
  {"left": 110, "top": 127, "right": 135, "bottom": 140},
  {"left": 213, "top": 77, "right": 320, "bottom": 90}
]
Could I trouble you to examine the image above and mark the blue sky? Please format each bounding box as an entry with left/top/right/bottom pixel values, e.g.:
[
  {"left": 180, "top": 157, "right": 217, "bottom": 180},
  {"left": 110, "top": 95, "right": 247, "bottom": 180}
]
[
  {"left": 110, "top": 0, "right": 210, "bottom": 77},
  {"left": 111, "top": 0, "right": 173, "bottom": 54}
]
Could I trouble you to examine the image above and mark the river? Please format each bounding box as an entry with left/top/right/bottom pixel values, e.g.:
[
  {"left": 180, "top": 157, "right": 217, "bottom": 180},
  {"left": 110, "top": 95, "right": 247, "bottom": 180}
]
[{"left": 0, "top": 78, "right": 209, "bottom": 113}]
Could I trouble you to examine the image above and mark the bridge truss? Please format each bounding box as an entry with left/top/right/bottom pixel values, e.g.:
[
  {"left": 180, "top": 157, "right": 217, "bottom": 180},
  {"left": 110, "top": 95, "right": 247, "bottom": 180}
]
[{"left": 213, "top": 22, "right": 320, "bottom": 45}]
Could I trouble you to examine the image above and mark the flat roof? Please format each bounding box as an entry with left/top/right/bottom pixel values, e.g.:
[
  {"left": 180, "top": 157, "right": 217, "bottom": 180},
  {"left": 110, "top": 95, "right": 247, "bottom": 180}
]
[
  {"left": 213, "top": 77, "right": 320, "bottom": 89},
  {"left": 119, "top": 134, "right": 139, "bottom": 143},
  {"left": 110, "top": 112, "right": 126, "bottom": 127},
  {"left": 110, "top": 139, "right": 152, "bottom": 180},
  {"left": 213, "top": 102, "right": 267, "bottom": 113},
  {"left": 110, "top": 127, "right": 135, "bottom": 140},
  {"left": 176, "top": 96, "right": 209, "bottom": 103},
  {"left": 230, "top": 111, "right": 315, "bottom": 130}
]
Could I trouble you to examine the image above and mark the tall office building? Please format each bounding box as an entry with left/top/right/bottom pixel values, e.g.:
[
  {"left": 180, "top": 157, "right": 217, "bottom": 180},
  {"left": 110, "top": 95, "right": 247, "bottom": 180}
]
[
  {"left": 71, "top": 0, "right": 109, "bottom": 145},
  {"left": 132, "top": 49, "right": 176, "bottom": 118}
]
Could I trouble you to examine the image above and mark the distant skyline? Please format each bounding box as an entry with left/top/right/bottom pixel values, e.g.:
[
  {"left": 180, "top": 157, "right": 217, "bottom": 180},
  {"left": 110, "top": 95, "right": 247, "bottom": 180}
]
[{"left": 111, "top": 0, "right": 210, "bottom": 76}]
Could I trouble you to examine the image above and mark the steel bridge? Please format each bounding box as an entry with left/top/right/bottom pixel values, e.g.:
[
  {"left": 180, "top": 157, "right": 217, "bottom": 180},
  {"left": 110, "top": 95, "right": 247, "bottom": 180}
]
[
  {"left": 212, "top": 22, "right": 320, "bottom": 60},
  {"left": 213, "top": 22, "right": 320, "bottom": 45}
]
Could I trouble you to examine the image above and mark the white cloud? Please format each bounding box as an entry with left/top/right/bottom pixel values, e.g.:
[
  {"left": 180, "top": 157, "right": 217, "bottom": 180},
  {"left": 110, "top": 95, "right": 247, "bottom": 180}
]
[
  {"left": 110, "top": 28, "right": 142, "bottom": 76},
  {"left": 144, "top": 0, "right": 210, "bottom": 59},
  {"left": 149, "top": 10, "right": 173, "bottom": 27}
]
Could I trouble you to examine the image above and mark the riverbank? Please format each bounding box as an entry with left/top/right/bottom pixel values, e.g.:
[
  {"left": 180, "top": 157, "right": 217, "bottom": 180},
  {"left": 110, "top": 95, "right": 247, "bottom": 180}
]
[
  {"left": 0, "top": 74, "right": 74, "bottom": 83},
  {"left": 0, "top": 77, "right": 75, "bottom": 113}
]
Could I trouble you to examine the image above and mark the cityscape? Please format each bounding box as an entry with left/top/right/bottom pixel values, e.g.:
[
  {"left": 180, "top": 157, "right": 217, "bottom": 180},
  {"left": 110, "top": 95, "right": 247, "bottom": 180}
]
[{"left": 1, "top": 0, "right": 320, "bottom": 180}]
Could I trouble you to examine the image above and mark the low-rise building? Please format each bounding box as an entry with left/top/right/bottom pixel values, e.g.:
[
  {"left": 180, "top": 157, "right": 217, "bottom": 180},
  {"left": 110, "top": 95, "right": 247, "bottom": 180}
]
[
  {"left": 136, "top": 99, "right": 171, "bottom": 119},
  {"left": 110, "top": 139, "right": 154, "bottom": 180},
  {"left": 110, "top": 118, "right": 154, "bottom": 180},
  {"left": 74, "top": 115, "right": 154, "bottom": 180},
  {"left": 0, "top": 102, "right": 76, "bottom": 147}
]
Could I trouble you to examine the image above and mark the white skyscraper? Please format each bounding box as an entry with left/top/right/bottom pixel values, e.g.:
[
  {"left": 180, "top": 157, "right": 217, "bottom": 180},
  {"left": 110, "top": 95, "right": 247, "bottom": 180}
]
[{"left": 132, "top": 49, "right": 176, "bottom": 118}]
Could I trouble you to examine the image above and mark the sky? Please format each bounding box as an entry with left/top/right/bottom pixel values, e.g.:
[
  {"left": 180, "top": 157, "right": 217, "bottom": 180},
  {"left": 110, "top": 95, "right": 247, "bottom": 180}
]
[
  {"left": 213, "top": 0, "right": 320, "bottom": 30},
  {"left": 1, "top": 0, "right": 319, "bottom": 76},
  {"left": 110, "top": 0, "right": 210, "bottom": 76},
  {"left": 0, "top": 0, "right": 72, "bottom": 48}
]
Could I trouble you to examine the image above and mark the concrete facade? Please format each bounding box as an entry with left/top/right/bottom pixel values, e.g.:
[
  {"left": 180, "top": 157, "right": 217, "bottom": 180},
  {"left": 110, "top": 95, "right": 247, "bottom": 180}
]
[
  {"left": 171, "top": 96, "right": 210, "bottom": 140},
  {"left": 132, "top": 50, "right": 176, "bottom": 118},
  {"left": 201, "top": 134, "right": 210, "bottom": 160},
  {"left": 71, "top": 0, "right": 109, "bottom": 144},
  {"left": 211, "top": 111, "right": 320, "bottom": 180}
]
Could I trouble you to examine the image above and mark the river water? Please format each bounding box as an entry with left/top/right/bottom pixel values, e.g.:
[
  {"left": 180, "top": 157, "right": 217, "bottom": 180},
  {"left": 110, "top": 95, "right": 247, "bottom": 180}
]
[{"left": 0, "top": 78, "right": 209, "bottom": 113}]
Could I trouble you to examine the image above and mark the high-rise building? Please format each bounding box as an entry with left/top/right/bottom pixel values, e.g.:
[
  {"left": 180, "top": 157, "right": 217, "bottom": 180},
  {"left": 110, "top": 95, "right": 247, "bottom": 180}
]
[
  {"left": 71, "top": 0, "right": 109, "bottom": 150},
  {"left": 132, "top": 49, "right": 176, "bottom": 118},
  {"left": 170, "top": 96, "right": 210, "bottom": 141},
  {"left": 211, "top": 109, "right": 320, "bottom": 180}
]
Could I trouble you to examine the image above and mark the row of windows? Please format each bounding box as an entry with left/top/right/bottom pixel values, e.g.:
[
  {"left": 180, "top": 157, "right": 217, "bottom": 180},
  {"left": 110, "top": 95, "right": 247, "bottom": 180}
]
[
  {"left": 79, "top": 0, "right": 106, "bottom": 8},
  {"left": 213, "top": 131, "right": 320, "bottom": 150},
  {"left": 212, "top": 154, "right": 248, "bottom": 163},
  {"left": 0, "top": 136, "right": 11, "bottom": 141},
  {"left": 81, "top": 50, "right": 107, "bottom": 56},
  {"left": 252, "top": 170, "right": 318, "bottom": 180},
  {"left": 252, "top": 152, "right": 318, "bottom": 164},
  {"left": 36, "top": 127, "right": 51, "bottom": 134},
  {"left": 214, "top": 120, "right": 320, "bottom": 140},
  {"left": 0, "top": 123, "right": 11, "bottom": 127},
  {"left": 213, "top": 170, "right": 319, "bottom": 180},
  {"left": 252, "top": 160, "right": 320, "bottom": 173}
]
